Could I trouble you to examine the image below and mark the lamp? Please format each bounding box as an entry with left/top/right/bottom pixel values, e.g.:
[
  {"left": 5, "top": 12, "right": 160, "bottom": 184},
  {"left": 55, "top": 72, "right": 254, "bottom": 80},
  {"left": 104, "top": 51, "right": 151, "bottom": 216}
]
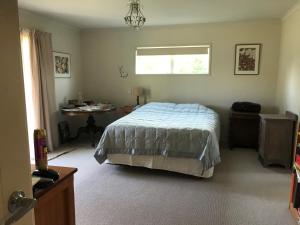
[
  {"left": 124, "top": 0, "right": 146, "bottom": 30},
  {"left": 132, "top": 87, "right": 143, "bottom": 105}
]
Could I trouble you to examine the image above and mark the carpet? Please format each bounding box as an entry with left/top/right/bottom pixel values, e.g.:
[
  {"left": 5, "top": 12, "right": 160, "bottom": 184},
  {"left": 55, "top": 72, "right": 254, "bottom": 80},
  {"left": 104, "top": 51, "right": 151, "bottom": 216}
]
[
  {"left": 48, "top": 146, "right": 76, "bottom": 161},
  {"left": 48, "top": 141, "right": 90, "bottom": 161},
  {"left": 49, "top": 145, "right": 295, "bottom": 225}
]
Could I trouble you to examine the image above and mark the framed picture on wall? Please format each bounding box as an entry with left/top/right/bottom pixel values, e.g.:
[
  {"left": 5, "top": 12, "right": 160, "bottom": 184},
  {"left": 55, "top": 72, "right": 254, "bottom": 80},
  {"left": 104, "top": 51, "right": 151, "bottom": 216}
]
[
  {"left": 234, "top": 44, "right": 261, "bottom": 75},
  {"left": 53, "top": 51, "right": 71, "bottom": 78}
]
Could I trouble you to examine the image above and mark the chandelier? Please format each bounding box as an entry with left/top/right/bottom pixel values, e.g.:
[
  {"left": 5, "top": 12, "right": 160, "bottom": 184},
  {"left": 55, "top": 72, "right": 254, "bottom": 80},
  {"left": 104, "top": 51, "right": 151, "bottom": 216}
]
[{"left": 124, "top": 0, "right": 146, "bottom": 30}]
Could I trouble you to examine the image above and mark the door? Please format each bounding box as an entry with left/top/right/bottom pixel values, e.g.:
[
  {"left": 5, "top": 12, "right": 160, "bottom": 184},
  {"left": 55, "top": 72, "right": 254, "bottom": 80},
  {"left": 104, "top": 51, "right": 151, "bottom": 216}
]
[{"left": 0, "top": 0, "right": 34, "bottom": 225}]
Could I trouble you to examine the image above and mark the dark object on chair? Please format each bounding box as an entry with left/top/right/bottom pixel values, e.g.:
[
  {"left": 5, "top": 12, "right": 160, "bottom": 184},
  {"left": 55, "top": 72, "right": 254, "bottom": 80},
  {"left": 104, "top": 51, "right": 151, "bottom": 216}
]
[
  {"left": 58, "top": 121, "right": 71, "bottom": 144},
  {"left": 229, "top": 102, "right": 261, "bottom": 150},
  {"left": 232, "top": 102, "right": 261, "bottom": 113}
]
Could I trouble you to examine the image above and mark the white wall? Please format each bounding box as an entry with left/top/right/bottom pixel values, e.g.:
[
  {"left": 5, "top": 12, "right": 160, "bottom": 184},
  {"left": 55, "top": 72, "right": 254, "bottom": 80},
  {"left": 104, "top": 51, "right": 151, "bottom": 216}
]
[
  {"left": 81, "top": 20, "right": 281, "bottom": 143},
  {"left": 18, "top": 9, "right": 84, "bottom": 139},
  {"left": 276, "top": 3, "right": 300, "bottom": 116}
]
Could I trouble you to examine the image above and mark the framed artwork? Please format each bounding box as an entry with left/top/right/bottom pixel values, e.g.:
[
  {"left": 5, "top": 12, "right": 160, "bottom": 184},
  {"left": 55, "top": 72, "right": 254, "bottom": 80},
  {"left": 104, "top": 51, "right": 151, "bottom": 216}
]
[
  {"left": 234, "top": 44, "right": 261, "bottom": 75},
  {"left": 53, "top": 52, "right": 71, "bottom": 78}
]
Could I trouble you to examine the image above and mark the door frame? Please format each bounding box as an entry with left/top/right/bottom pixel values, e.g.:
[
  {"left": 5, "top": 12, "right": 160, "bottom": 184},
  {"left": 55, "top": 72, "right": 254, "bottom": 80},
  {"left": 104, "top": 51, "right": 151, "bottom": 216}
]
[{"left": 0, "top": 0, "right": 34, "bottom": 224}]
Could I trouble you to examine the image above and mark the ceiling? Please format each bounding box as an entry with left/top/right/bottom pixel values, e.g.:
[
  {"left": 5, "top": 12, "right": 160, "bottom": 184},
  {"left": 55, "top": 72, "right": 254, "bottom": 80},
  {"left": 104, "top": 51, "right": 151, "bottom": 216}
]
[{"left": 18, "top": 0, "right": 299, "bottom": 28}]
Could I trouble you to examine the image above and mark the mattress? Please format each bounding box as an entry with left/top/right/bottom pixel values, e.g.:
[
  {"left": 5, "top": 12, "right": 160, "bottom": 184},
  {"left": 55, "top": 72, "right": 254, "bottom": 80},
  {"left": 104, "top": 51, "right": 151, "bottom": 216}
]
[{"left": 94, "top": 102, "right": 221, "bottom": 176}]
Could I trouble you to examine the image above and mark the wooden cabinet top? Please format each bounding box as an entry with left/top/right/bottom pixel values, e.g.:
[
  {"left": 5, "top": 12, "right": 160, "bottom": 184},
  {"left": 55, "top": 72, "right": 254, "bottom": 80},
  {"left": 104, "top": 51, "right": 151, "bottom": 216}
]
[
  {"left": 31, "top": 165, "right": 77, "bottom": 198},
  {"left": 260, "top": 114, "right": 296, "bottom": 120},
  {"left": 119, "top": 105, "right": 134, "bottom": 114}
]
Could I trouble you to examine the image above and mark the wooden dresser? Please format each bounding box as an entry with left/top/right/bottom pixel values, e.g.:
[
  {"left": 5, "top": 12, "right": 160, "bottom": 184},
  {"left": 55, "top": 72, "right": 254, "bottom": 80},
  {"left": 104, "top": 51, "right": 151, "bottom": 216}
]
[
  {"left": 259, "top": 113, "right": 297, "bottom": 168},
  {"left": 32, "top": 166, "right": 77, "bottom": 225}
]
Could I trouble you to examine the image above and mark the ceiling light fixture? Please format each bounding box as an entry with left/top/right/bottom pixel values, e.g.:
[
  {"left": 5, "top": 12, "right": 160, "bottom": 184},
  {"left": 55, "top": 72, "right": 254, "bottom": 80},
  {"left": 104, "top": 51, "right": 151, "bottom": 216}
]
[{"left": 124, "top": 0, "right": 146, "bottom": 30}]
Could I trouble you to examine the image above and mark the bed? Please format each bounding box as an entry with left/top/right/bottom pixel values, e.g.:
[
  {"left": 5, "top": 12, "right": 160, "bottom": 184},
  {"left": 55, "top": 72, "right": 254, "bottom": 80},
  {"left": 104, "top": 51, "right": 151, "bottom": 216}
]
[{"left": 94, "top": 102, "right": 221, "bottom": 177}]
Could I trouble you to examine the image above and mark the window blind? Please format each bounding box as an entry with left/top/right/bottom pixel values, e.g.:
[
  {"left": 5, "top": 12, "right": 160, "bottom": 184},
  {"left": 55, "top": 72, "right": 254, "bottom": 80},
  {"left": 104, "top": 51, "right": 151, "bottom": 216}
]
[{"left": 136, "top": 45, "right": 210, "bottom": 56}]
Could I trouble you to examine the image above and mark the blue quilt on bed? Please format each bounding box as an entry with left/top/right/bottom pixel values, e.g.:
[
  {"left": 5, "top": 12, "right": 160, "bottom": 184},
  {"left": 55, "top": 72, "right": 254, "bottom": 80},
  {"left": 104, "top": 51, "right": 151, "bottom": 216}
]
[{"left": 94, "top": 102, "right": 221, "bottom": 171}]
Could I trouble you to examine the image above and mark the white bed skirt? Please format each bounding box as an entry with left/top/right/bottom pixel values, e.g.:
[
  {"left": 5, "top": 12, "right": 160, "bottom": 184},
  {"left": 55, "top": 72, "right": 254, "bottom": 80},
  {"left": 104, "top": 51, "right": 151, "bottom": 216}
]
[{"left": 106, "top": 154, "right": 214, "bottom": 178}]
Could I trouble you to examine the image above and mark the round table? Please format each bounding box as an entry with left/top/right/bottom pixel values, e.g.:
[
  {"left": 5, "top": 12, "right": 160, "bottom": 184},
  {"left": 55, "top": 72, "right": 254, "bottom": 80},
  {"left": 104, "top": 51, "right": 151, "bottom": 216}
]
[{"left": 61, "top": 107, "right": 116, "bottom": 147}]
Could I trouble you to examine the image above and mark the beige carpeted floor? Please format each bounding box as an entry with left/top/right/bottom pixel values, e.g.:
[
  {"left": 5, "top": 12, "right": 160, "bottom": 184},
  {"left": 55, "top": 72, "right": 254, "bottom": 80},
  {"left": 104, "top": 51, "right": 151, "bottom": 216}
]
[{"left": 49, "top": 145, "right": 295, "bottom": 225}]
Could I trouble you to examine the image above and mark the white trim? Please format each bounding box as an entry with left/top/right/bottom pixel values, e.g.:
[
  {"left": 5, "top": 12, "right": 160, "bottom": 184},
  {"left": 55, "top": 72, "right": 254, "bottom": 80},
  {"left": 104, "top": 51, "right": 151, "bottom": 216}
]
[{"left": 282, "top": 1, "right": 300, "bottom": 21}]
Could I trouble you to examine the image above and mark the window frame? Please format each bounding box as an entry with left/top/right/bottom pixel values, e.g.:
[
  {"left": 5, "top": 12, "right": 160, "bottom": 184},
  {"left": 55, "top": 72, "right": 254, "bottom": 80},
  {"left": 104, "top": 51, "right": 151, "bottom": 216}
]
[{"left": 135, "top": 44, "right": 212, "bottom": 76}]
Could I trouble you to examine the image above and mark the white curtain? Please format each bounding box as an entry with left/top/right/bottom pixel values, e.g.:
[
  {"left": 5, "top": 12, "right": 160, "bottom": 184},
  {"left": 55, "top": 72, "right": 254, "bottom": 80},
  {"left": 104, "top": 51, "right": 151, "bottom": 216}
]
[{"left": 20, "top": 29, "right": 58, "bottom": 159}]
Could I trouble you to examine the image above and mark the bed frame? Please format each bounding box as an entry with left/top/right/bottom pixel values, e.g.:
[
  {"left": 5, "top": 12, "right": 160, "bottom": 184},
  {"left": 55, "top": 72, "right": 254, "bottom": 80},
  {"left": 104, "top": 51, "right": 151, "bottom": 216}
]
[{"left": 106, "top": 154, "right": 214, "bottom": 178}]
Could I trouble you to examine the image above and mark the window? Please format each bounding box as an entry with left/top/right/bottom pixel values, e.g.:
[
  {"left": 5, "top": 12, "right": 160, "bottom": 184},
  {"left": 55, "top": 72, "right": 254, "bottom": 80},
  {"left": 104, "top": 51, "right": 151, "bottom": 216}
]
[
  {"left": 136, "top": 45, "right": 211, "bottom": 75},
  {"left": 20, "top": 30, "right": 36, "bottom": 161}
]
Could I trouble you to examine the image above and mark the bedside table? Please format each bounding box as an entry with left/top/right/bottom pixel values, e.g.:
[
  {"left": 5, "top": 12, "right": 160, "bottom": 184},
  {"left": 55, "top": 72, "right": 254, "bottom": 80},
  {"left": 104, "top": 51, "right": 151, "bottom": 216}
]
[
  {"left": 119, "top": 105, "right": 134, "bottom": 115},
  {"left": 258, "top": 112, "right": 297, "bottom": 168}
]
